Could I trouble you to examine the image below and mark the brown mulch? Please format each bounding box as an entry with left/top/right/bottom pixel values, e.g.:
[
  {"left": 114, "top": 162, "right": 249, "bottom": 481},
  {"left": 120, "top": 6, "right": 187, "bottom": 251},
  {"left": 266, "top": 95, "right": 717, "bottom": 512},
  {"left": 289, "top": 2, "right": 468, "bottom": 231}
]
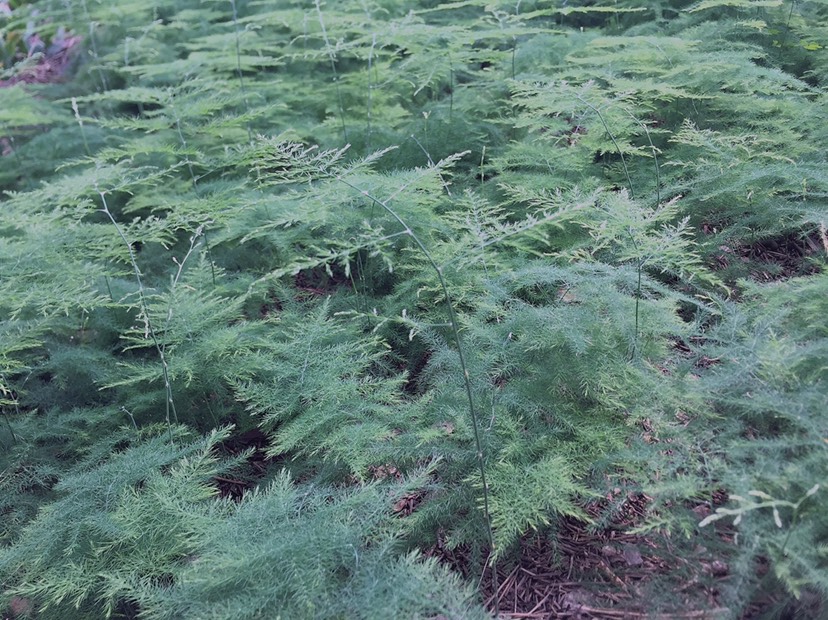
[
  {"left": 429, "top": 494, "right": 731, "bottom": 620},
  {"left": 710, "top": 228, "right": 826, "bottom": 282}
]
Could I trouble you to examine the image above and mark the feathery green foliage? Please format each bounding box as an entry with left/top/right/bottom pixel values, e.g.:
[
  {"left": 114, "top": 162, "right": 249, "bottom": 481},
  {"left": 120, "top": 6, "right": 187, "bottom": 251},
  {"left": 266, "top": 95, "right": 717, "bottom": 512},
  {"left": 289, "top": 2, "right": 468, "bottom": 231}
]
[{"left": 1, "top": 0, "right": 826, "bottom": 617}]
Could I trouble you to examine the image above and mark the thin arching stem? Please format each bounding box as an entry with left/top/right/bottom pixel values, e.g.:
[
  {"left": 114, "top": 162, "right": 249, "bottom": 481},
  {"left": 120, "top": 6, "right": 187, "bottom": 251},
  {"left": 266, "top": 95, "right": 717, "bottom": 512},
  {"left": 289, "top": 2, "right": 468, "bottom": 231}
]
[
  {"left": 80, "top": 0, "right": 109, "bottom": 91},
  {"left": 780, "top": 1, "right": 798, "bottom": 57},
  {"left": 229, "top": 0, "right": 253, "bottom": 142},
  {"left": 169, "top": 91, "right": 217, "bottom": 286},
  {"left": 366, "top": 33, "right": 376, "bottom": 150},
  {"left": 409, "top": 134, "right": 452, "bottom": 196},
  {"left": 71, "top": 98, "right": 92, "bottom": 157},
  {"left": 576, "top": 95, "right": 635, "bottom": 199},
  {"left": 97, "top": 188, "right": 178, "bottom": 435},
  {"left": 577, "top": 97, "right": 642, "bottom": 357},
  {"left": 448, "top": 54, "right": 454, "bottom": 121},
  {"left": 624, "top": 108, "right": 660, "bottom": 207},
  {"left": 625, "top": 230, "right": 645, "bottom": 361},
  {"left": 618, "top": 108, "right": 661, "bottom": 359},
  {"left": 316, "top": 0, "right": 348, "bottom": 141},
  {"left": 329, "top": 168, "right": 499, "bottom": 614},
  {"left": 161, "top": 227, "right": 204, "bottom": 365}
]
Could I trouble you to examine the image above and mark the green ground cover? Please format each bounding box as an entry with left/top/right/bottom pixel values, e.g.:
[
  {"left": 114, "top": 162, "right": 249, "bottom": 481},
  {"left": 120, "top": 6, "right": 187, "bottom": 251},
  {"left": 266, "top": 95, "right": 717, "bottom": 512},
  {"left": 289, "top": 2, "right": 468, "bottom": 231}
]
[{"left": 1, "top": 1, "right": 826, "bottom": 618}]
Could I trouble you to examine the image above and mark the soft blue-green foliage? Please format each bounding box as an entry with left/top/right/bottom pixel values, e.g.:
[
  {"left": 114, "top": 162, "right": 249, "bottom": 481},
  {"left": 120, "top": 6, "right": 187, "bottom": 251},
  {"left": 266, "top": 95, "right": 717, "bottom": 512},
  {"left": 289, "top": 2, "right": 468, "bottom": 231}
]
[
  {"left": 1, "top": 0, "right": 826, "bottom": 617},
  {"left": 694, "top": 273, "right": 828, "bottom": 603},
  {"left": 1, "top": 428, "right": 485, "bottom": 619}
]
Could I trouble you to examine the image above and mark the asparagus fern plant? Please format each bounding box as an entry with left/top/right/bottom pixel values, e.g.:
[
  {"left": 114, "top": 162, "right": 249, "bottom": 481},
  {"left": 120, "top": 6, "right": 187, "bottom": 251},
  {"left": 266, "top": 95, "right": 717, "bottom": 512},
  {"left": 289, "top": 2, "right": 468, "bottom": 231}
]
[{"left": 1, "top": 0, "right": 826, "bottom": 617}]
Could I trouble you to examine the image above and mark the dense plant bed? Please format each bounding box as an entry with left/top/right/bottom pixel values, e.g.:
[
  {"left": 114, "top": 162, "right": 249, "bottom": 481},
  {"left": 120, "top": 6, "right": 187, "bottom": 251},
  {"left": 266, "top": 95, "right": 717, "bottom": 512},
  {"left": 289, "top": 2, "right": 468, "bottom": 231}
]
[{"left": 1, "top": 1, "right": 826, "bottom": 618}]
